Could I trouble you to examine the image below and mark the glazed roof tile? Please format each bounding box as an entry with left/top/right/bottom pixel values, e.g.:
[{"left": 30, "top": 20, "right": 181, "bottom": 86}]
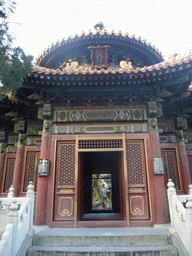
[
  {"left": 32, "top": 53, "right": 192, "bottom": 77},
  {"left": 36, "top": 29, "right": 164, "bottom": 68}
]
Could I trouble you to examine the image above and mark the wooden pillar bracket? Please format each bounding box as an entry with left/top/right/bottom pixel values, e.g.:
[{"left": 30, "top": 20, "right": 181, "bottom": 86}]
[
  {"left": 148, "top": 117, "right": 158, "bottom": 132},
  {"left": 0, "top": 142, "right": 7, "bottom": 153},
  {"left": 43, "top": 119, "right": 53, "bottom": 134},
  {"left": 175, "top": 130, "right": 184, "bottom": 142}
]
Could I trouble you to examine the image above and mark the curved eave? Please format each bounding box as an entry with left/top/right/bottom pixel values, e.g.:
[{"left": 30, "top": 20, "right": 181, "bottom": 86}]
[
  {"left": 36, "top": 30, "right": 163, "bottom": 68},
  {"left": 31, "top": 54, "right": 192, "bottom": 79}
]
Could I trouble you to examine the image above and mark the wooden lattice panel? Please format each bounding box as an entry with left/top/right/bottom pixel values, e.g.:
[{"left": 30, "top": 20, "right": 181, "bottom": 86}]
[
  {"left": 54, "top": 141, "right": 76, "bottom": 222},
  {"left": 59, "top": 143, "right": 75, "bottom": 186},
  {"left": 28, "top": 154, "right": 36, "bottom": 182},
  {"left": 126, "top": 141, "right": 144, "bottom": 185},
  {"left": 161, "top": 148, "right": 180, "bottom": 190},
  {"left": 78, "top": 139, "right": 123, "bottom": 149},
  {"left": 187, "top": 155, "right": 192, "bottom": 183},
  {"left": 126, "top": 140, "right": 150, "bottom": 220},
  {"left": 165, "top": 150, "right": 180, "bottom": 189},
  {"left": 3, "top": 157, "right": 15, "bottom": 193},
  {"left": 23, "top": 151, "right": 39, "bottom": 192}
]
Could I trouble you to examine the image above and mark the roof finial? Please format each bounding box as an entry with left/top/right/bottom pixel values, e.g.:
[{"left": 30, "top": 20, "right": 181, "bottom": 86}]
[{"left": 94, "top": 22, "right": 104, "bottom": 31}]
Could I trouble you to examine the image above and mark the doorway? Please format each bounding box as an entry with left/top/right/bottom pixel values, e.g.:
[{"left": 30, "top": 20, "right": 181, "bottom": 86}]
[{"left": 78, "top": 151, "right": 124, "bottom": 220}]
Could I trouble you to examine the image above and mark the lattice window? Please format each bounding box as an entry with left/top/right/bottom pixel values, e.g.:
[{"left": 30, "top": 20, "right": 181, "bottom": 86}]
[
  {"left": 126, "top": 141, "right": 144, "bottom": 185},
  {"left": 161, "top": 148, "right": 180, "bottom": 190},
  {"left": 78, "top": 139, "right": 123, "bottom": 149},
  {"left": 165, "top": 150, "right": 180, "bottom": 189},
  {"left": 3, "top": 158, "right": 15, "bottom": 193},
  {"left": 59, "top": 143, "right": 75, "bottom": 186},
  {"left": 23, "top": 152, "right": 39, "bottom": 192},
  {"left": 187, "top": 155, "right": 192, "bottom": 183}
]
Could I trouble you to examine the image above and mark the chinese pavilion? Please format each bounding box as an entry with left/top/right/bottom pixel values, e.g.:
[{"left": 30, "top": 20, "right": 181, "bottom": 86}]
[{"left": 0, "top": 22, "right": 192, "bottom": 228}]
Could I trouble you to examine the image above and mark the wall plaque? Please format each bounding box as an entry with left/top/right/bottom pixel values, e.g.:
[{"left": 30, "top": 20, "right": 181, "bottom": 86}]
[
  {"left": 153, "top": 157, "right": 164, "bottom": 175},
  {"left": 37, "top": 159, "right": 49, "bottom": 176},
  {"left": 88, "top": 45, "right": 110, "bottom": 69}
]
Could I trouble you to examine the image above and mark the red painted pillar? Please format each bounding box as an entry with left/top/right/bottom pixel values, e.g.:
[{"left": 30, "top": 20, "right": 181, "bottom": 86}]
[
  {"left": 12, "top": 134, "right": 26, "bottom": 196},
  {"left": 0, "top": 144, "right": 6, "bottom": 193},
  {"left": 148, "top": 102, "right": 168, "bottom": 224},
  {"left": 149, "top": 129, "right": 168, "bottom": 224},
  {"left": 0, "top": 132, "right": 7, "bottom": 193},
  {"left": 35, "top": 118, "right": 52, "bottom": 225},
  {"left": 176, "top": 130, "right": 191, "bottom": 194}
]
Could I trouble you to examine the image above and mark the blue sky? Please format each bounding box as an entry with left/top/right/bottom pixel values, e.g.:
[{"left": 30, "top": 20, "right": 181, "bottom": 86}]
[{"left": 8, "top": 0, "right": 192, "bottom": 63}]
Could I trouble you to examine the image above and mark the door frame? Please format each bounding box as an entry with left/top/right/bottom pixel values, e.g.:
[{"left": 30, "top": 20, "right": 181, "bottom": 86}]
[
  {"left": 78, "top": 151, "right": 124, "bottom": 217},
  {"left": 74, "top": 134, "right": 129, "bottom": 227},
  {"left": 50, "top": 133, "right": 152, "bottom": 228}
]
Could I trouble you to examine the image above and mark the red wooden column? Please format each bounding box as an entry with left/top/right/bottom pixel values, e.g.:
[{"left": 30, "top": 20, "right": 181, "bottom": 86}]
[
  {"left": 0, "top": 142, "right": 7, "bottom": 192},
  {"left": 12, "top": 133, "right": 26, "bottom": 196},
  {"left": 148, "top": 102, "right": 168, "bottom": 224},
  {"left": 35, "top": 104, "right": 52, "bottom": 225},
  {"left": 175, "top": 128, "right": 191, "bottom": 194}
]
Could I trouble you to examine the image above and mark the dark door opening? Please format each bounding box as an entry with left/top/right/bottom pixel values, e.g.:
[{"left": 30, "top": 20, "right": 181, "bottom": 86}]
[{"left": 78, "top": 151, "right": 123, "bottom": 220}]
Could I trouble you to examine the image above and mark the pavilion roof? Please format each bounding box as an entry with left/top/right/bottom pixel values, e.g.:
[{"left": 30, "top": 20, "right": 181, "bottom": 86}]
[
  {"left": 36, "top": 28, "right": 164, "bottom": 69},
  {"left": 1, "top": 25, "right": 192, "bottom": 133}
]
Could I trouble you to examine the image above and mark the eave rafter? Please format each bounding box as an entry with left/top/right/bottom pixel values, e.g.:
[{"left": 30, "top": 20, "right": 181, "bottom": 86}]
[{"left": 26, "top": 54, "right": 192, "bottom": 88}]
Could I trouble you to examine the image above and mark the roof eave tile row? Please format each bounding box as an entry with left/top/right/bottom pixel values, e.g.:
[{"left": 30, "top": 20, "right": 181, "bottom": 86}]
[{"left": 32, "top": 54, "right": 192, "bottom": 77}]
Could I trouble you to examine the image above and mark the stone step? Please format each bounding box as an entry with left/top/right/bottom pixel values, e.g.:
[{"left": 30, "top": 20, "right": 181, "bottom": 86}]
[
  {"left": 27, "top": 226, "right": 179, "bottom": 256},
  {"left": 32, "top": 227, "right": 172, "bottom": 248},
  {"left": 27, "top": 245, "right": 178, "bottom": 256},
  {"left": 33, "top": 234, "right": 170, "bottom": 247}
]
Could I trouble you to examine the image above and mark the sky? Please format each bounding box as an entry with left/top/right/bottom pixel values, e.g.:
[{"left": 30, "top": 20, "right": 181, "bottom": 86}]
[{"left": 8, "top": 0, "right": 192, "bottom": 64}]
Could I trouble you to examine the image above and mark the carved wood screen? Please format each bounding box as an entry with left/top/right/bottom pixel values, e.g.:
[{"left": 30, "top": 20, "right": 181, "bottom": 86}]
[
  {"left": 54, "top": 141, "right": 76, "bottom": 222},
  {"left": 161, "top": 148, "right": 181, "bottom": 190},
  {"left": 23, "top": 151, "right": 40, "bottom": 192},
  {"left": 126, "top": 140, "right": 150, "bottom": 220},
  {"left": 3, "top": 154, "right": 16, "bottom": 193},
  {"left": 78, "top": 139, "right": 123, "bottom": 149}
]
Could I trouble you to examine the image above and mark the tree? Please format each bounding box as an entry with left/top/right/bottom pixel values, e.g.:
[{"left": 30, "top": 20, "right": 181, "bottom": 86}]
[
  {"left": 0, "top": 0, "right": 33, "bottom": 95},
  {"left": 0, "top": 0, "right": 15, "bottom": 46}
]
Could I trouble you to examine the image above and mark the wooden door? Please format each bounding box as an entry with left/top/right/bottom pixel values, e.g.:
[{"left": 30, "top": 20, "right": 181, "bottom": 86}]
[
  {"left": 125, "top": 140, "right": 150, "bottom": 221},
  {"left": 53, "top": 140, "right": 76, "bottom": 222}
]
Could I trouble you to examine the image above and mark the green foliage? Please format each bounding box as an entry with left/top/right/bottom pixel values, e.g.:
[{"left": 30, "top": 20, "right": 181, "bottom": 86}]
[
  {"left": 0, "top": 0, "right": 33, "bottom": 95},
  {"left": 0, "top": 0, "right": 15, "bottom": 47},
  {"left": 0, "top": 47, "right": 33, "bottom": 94}
]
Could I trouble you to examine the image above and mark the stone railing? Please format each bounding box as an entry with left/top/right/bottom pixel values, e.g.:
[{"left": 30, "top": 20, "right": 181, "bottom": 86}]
[
  {"left": 0, "top": 182, "right": 34, "bottom": 256},
  {"left": 167, "top": 179, "right": 192, "bottom": 255}
]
